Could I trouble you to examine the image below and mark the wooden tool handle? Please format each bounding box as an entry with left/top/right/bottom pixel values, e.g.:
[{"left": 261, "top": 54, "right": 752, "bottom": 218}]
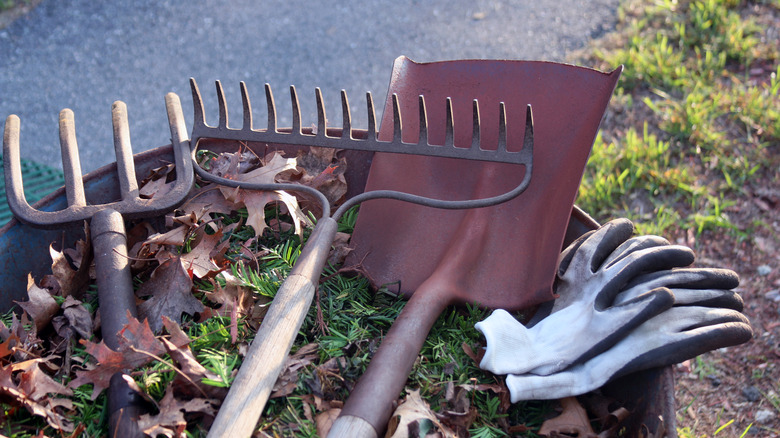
[
  {"left": 207, "top": 217, "right": 338, "bottom": 437},
  {"left": 328, "top": 281, "right": 449, "bottom": 437}
]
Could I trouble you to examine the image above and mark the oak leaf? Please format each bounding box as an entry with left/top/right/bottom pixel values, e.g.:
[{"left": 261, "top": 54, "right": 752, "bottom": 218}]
[
  {"left": 69, "top": 315, "right": 166, "bottom": 399},
  {"left": 386, "top": 389, "right": 457, "bottom": 438},
  {"left": 161, "top": 337, "right": 227, "bottom": 400},
  {"left": 137, "top": 257, "right": 204, "bottom": 333},
  {"left": 51, "top": 296, "right": 93, "bottom": 341},
  {"left": 538, "top": 397, "right": 596, "bottom": 437},
  {"left": 137, "top": 388, "right": 217, "bottom": 437},
  {"left": 16, "top": 275, "right": 59, "bottom": 332},
  {"left": 0, "top": 360, "right": 74, "bottom": 432},
  {"left": 46, "top": 224, "right": 92, "bottom": 299}
]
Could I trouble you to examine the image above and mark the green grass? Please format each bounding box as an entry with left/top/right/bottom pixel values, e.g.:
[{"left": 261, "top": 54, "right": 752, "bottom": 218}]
[{"left": 580, "top": 0, "right": 779, "bottom": 238}]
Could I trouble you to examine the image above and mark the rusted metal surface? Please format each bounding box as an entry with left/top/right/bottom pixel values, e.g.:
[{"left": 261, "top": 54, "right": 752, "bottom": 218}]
[
  {"left": 333, "top": 57, "right": 623, "bottom": 436},
  {"left": 2, "top": 95, "right": 193, "bottom": 437}
]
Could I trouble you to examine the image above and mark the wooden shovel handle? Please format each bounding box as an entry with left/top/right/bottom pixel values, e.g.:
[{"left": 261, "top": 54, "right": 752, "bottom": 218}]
[
  {"left": 207, "top": 217, "right": 338, "bottom": 437},
  {"left": 328, "top": 280, "right": 450, "bottom": 437}
]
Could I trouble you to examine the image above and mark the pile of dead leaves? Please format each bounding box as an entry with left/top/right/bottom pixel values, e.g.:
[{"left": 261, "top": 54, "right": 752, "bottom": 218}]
[{"left": 0, "top": 146, "right": 349, "bottom": 436}]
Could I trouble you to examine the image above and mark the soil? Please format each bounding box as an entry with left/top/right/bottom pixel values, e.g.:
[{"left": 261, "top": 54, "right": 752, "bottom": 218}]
[{"left": 670, "top": 169, "right": 780, "bottom": 437}]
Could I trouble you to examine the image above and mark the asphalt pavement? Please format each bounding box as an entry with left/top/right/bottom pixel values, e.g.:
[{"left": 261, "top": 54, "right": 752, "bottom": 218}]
[{"left": 0, "top": 0, "right": 619, "bottom": 173}]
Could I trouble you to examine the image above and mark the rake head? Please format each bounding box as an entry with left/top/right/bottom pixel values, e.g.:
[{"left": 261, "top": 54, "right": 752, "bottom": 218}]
[
  {"left": 189, "top": 79, "right": 534, "bottom": 167},
  {"left": 2, "top": 94, "right": 194, "bottom": 228}
]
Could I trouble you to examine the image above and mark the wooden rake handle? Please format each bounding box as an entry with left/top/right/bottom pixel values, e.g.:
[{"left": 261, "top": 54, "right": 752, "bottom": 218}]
[{"left": 207, "top": 217, "right": 339, "bottom": 437}]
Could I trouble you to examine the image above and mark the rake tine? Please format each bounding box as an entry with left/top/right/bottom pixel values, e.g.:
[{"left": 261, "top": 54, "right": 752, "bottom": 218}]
[
  {"left": 444, "top": 97, "right": 454, "bottom": 148},
  {"left": 340, "top": 90, "right": 352, "bottom": 140},
  {"left": 290, "top": 86, "right": 301, "bottom": 135},
  {"left": 240, "top": 82, "right": 253, "bottom": 131},
  {"left": 522, "top": 104, "right": 534, "bottom": 158},
  {"left": 391, "top": 93, "right": 402, "bottom": 143},
  {"left": 216, "top": 81, "right": 229, "bottom": 129},
  {"left": 471, "top": 99, "right": 481, "bottom": 151},
  {"left": 418, "top": 95, "right": 428, "bottom": 146},
  {"left": 111, "top": 101, "right": 139, "bottom": 200},
  {"left": 315, "top": 88, "right": 327, "bottom": 136},
  {"left": 497, "top": 102, "right": 508, "bottom": 154},
  {"left": 58, "top": 109, "right": 87, "bottom": 208},
  {"left": 265, "top": 84, "right": 277, "bottom": 133},
  {"left": 366, "top": 92, "right": 377, "bottom": 142}
]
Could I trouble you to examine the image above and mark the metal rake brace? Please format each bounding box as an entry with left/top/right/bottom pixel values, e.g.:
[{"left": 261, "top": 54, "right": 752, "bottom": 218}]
[{"left": 193, "top": 79, "right": 535, "bottom": 438}]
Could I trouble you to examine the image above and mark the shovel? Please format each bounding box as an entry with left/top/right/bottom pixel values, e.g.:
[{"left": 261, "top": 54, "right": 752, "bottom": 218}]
[{"left": 328, "top": 57, "right": 622, "bottom": 437}]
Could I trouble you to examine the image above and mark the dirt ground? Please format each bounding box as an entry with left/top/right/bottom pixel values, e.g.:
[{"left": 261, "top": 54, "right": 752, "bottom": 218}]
[{"left": 669, "top": 170, "right": 780, "bottom": 437}]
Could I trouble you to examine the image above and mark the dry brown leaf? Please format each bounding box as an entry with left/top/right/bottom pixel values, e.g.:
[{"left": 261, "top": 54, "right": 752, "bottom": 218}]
[
  {"left": 203, "top": 274, "right": 256, "bottom": 320},
  {"left": 137, "top": 257, "right": 203, "bottom": 333},
  {"left": 219, "top": 152, "right": 313, "bottom": 239},
  {"left": 145, "top": 226, "right": 189, "bottom": 247},
  {"left": 0, "top": 361, "right": 74, "bottom": 432},
  {"left": 328, "top": 231, "right": 353, "bottom": 266},
  {"left": 161, "top": 337, "right": 228, "bottom": 400},
  {"left": 386, "top": 389, "right": 457, "bottom": 438},
  {"left": 51, "top": 296, "right": 93, "bottom": 340},
  {"left": 16, "top": 275, "right": 60, "bottom": 332},
  {"left": 271, "top": 343, "right": 319, "bottom": 399},
  {"left": 316, "top": 407, "right": 342, "bottom": 437},
  {"left": 538, "top": 397, "right": 597, "bottom": 437},
  {"left": 180, "top": 228, "right": 228, "bottom": 279},
  {"left": 69, "top": 314, "right": 166, "bottom": 399},
  {"left": 137, "top": 388, "right": 216, "bottom": 437},
  {"left": 47, "top": 225, "right": 92, "bottom": 299}
]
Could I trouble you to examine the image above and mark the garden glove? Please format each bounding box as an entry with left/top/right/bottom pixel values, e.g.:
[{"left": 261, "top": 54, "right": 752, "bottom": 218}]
[
  {"left": 476, "top": 219, "right": 694, "bottom": 376},
  {"left": 503, "top": 297, "right": 753, "bottom": 401}
]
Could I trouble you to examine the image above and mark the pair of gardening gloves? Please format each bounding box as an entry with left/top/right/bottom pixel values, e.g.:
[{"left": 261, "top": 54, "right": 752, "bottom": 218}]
[{"left": 475, "top": 218, "right": 753, "bottom": 402}]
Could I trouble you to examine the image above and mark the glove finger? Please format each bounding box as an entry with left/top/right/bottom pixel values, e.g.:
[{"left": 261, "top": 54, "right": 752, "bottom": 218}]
[
  {"left": 622, "top": 268, "right": 739, "bottom": 293},
  {"left": 601, "top": 235, "right": 671, "bottom": 268},
  {"left": 596, "top": 245, "right": 695, "bottom": 309},
  {"left": 475, "top": 309, "right": 532, "bottom": 375},
  {"left": 506, "top": 368, "right": 590, "bottom": 401},
  {"left": 559, "top": 219, "right": 634, "bottom": 277},
  {"left": 613, "top": 308, "right": 752, "bottom": 379},
  {"left": 617, "top": 287, "right": 744, "bottom": 310}
]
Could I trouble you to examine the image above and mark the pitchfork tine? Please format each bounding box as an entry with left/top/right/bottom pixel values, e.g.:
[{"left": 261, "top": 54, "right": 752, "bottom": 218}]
[
  {"left": 191, "top": 78, "right": 206, "bottom": 128},
  {"left": 3, "top": 115, "right": 27, "bottom": 212},
  {"left": 59, "top": 109, "right": 87, "bottom": 207},
  {"left": 111, "top": 101, "right": 139, "bottom": 200}
]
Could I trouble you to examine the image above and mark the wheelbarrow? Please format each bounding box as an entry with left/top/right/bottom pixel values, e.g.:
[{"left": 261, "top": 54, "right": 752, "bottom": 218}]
[{"left": 0, "top": 58, "right": 677, "bottom": 437}]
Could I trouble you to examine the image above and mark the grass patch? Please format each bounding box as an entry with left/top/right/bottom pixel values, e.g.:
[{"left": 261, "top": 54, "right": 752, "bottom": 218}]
[{"left": 578, "top": 0, "right": 779, "bottom": 237}]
